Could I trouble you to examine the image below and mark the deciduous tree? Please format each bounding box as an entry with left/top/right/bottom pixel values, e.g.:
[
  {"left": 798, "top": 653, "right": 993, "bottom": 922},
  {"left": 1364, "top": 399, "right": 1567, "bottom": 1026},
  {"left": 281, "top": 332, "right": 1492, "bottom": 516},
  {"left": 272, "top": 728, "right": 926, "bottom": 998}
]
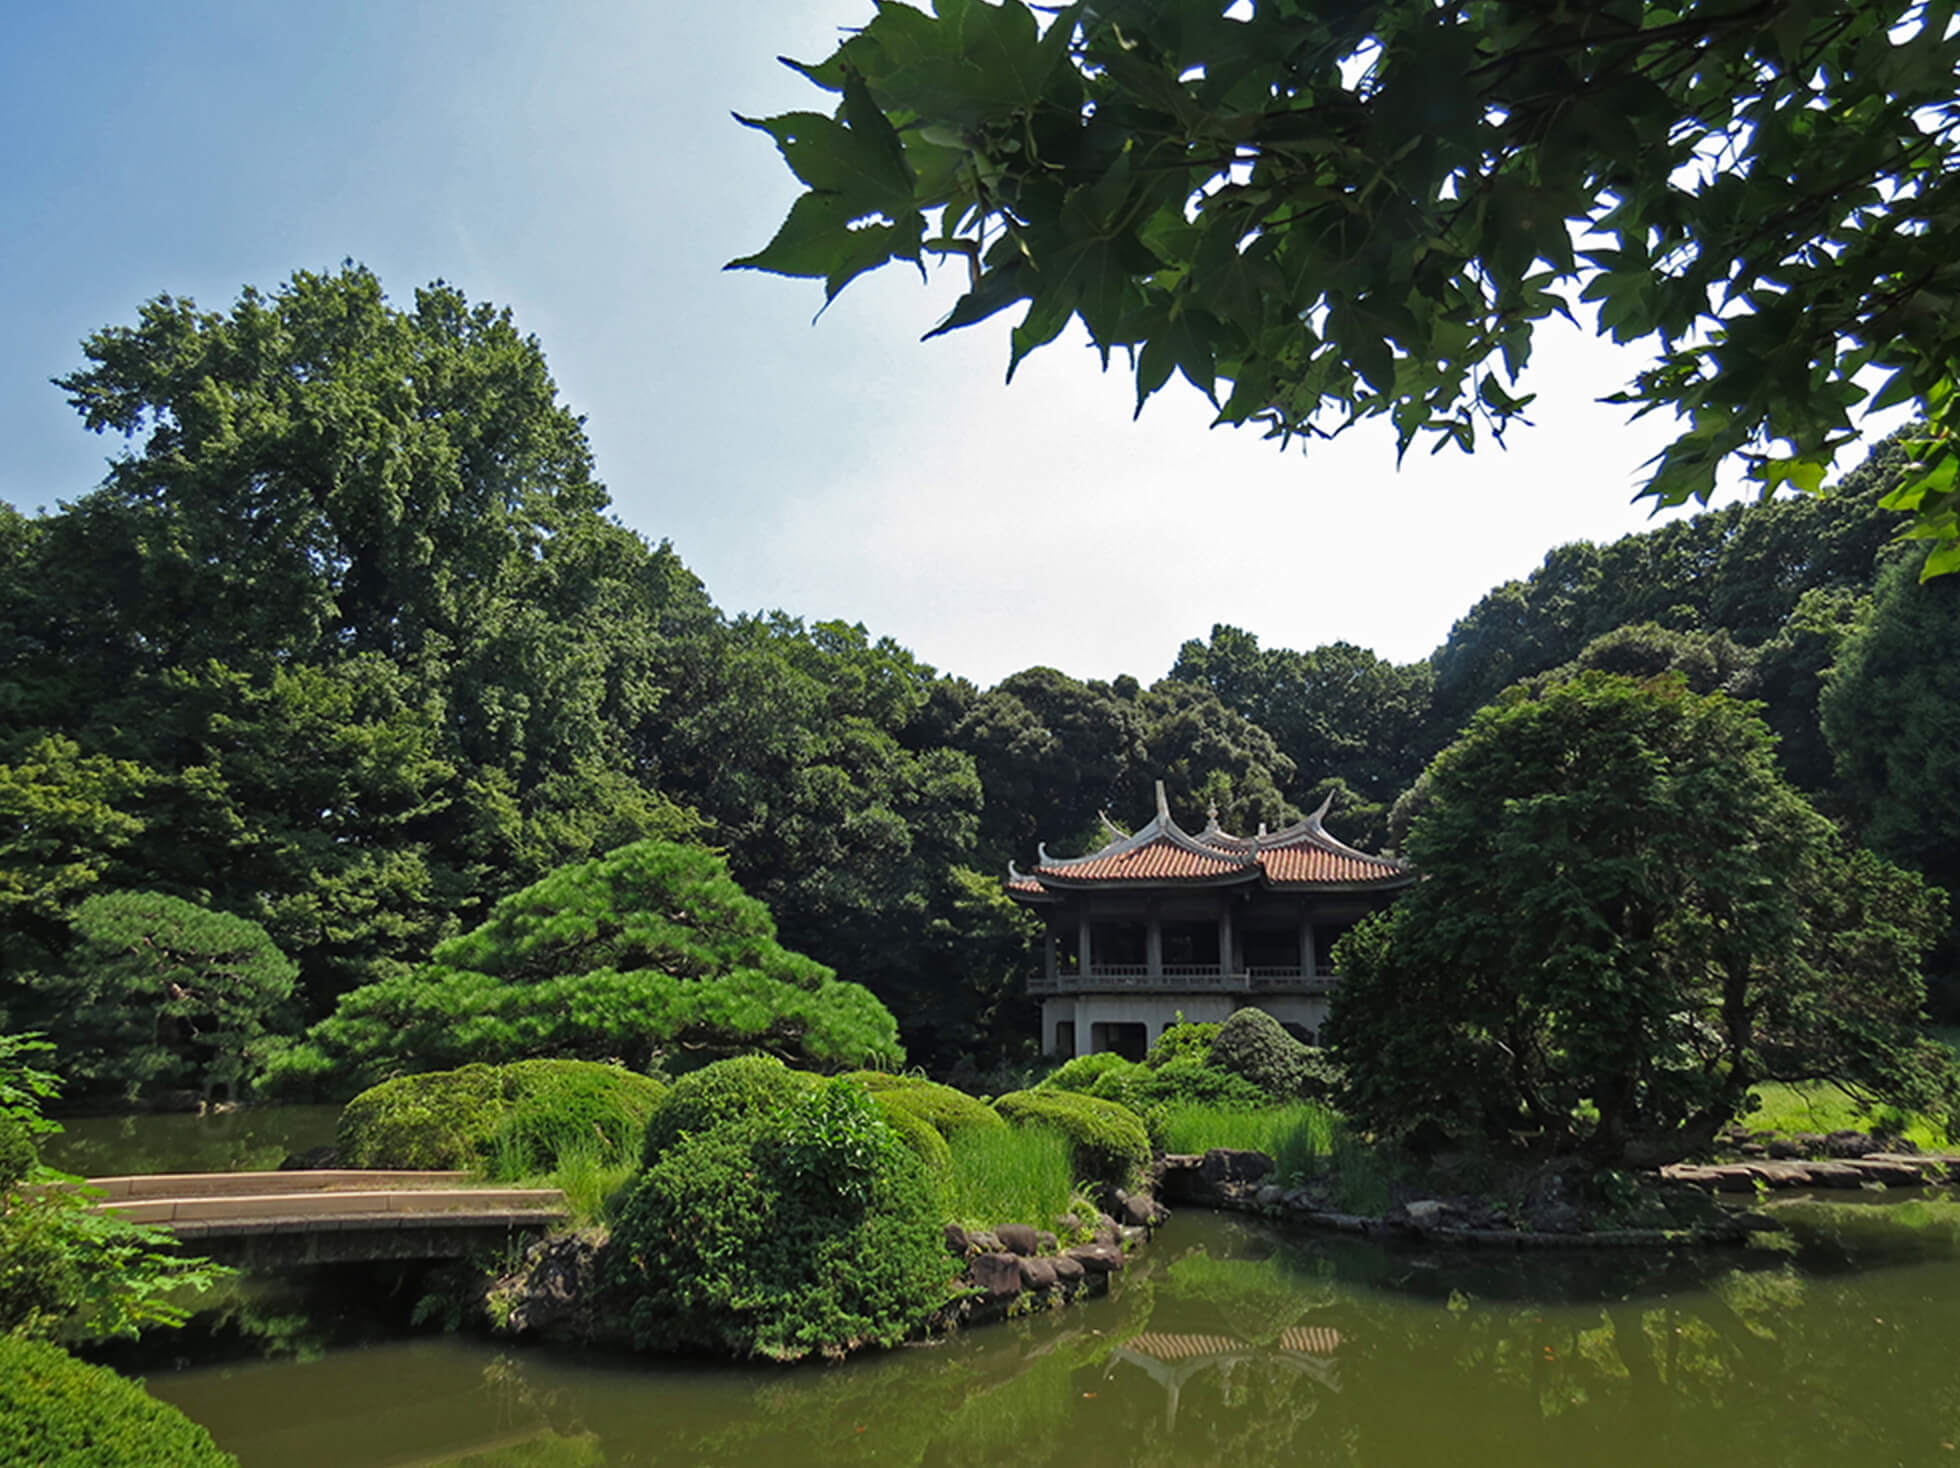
[
  {"left": 1329, "top": 673, "right": 1950, "bottom": 1167},
  {"left": 739, "top": 2, "right": 1960, "bottom": 556}
]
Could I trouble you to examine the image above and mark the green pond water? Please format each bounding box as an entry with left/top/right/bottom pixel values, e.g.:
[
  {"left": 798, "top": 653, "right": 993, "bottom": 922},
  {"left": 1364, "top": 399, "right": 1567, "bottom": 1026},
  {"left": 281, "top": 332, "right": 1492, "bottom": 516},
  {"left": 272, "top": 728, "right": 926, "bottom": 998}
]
[
  {"left": 97, "top": 1196, "right": 1960, "bottom": 1468},
  {"left": 42, "top": 1104, "right": 342, "bottom": 1177}
]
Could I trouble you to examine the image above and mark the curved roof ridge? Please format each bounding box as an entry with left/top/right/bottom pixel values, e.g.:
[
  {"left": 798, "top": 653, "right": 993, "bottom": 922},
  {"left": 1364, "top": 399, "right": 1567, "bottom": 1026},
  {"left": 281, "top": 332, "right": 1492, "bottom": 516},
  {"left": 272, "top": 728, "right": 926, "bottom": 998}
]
[{"left": 1031, "top": 782, "right": 1258, "bottom": 874}]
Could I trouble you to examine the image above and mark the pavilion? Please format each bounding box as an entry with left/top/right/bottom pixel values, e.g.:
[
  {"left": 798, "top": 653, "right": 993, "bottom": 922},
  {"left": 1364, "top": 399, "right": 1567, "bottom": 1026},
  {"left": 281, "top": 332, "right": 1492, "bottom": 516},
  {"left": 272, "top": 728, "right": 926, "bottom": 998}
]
[{"left": 1007, "top": 782, "right": 1415, "bottom": 1057}]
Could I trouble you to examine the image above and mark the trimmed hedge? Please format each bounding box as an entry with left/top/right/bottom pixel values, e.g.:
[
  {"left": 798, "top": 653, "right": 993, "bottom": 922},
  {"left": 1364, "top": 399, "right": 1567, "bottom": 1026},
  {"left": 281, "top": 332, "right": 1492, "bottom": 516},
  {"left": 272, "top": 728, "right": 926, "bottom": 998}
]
[
  {"left": 992, "top": 1089, "right": 1151, "bottom": 1191},
  {"left": 337, "top": 1060, "right": 664, "bottom": 1175},
  {"left": 0, "top": 1335, "right": 236, "bottom": 1467},
  {"left": 639, "top": 1054, "right": 818, "bottom": 1164},
  {"left": 1209, "top": 1007, "right": 1340, "bottom": 1101},
  {"left": 872, "top": 1095, "right": 953, "bottom": 1180},
  {"left": 610, "top": 1068, "right": 951, "bottom": 1360},
  {"left": 847, "top": 1073, "right": 1006, "bottom": 1137}
]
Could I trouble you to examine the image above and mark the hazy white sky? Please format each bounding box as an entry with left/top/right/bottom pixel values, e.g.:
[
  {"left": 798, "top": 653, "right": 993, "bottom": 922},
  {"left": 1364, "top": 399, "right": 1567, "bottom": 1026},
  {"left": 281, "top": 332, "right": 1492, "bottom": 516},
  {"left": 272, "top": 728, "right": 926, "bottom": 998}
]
[{"left": 1, "top": 2, "right": 1873, "bottom": 688}]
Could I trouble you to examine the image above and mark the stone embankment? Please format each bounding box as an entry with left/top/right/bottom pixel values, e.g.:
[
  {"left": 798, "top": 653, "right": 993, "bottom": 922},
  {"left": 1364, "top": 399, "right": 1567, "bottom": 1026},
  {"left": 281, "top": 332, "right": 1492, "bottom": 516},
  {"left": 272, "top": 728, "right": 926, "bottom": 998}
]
[
  {"left": 1155, "top": 1148, "right": 1800, "bottom": 1248},
  {"left": 940, "top": 1212, "right": 1156, "bottom": 1327}
]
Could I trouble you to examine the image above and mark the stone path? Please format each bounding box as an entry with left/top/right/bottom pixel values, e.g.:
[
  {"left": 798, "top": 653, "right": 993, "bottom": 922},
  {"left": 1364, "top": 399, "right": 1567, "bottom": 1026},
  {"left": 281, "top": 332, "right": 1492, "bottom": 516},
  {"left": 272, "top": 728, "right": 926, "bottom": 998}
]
[{"left": 1663, "top": 1153, "right": 1959, "bottom": 1193}]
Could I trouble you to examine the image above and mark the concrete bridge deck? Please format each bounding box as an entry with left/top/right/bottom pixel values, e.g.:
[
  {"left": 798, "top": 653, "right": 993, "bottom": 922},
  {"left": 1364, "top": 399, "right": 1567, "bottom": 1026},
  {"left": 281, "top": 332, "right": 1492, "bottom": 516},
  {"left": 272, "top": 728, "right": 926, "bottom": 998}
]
[{"left": 89, "top": 1169, "right": 569, "bottom": 1263}]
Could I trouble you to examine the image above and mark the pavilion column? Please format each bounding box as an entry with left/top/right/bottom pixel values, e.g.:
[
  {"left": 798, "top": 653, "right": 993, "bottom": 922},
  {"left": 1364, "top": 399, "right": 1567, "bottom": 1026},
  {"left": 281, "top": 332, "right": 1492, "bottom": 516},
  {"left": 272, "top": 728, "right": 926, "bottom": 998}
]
[
  {"left": 1044, "top": 929, "right": 1058, "bottom": 981},
  {"left": 1218, "top": 897, "right": 1235, "bottom": 979},
  {"left": 1145, "top": 904, "right": 1163, "bottom": 979},
  {"left": 1078, "top": 908, "right": 1094, "bottom": 979},
  {"left": 1299, "top": 910, "right": 1316, "bottom": 977}
]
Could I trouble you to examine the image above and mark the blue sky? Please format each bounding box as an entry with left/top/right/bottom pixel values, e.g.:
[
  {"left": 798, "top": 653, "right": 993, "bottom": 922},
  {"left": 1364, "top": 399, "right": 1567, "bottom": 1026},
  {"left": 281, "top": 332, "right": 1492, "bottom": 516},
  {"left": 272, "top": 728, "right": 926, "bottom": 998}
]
[{"left": 0, "top": 2, "right": 1869, "bottom": 688}]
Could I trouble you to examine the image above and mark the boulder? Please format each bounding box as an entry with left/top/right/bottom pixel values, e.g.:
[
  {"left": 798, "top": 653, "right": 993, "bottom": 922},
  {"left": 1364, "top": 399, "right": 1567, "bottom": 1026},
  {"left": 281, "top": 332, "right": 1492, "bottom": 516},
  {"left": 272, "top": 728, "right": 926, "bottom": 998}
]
[
  {"left": 1403, "top": 1199, "right": 1451, "bottom": 1229},
  {"left": 1048, "top": 1254, "right": 1086, "bottom": 1285},
  {"left": 1255, "top": 1184, "right": 1286, "bottom": 1208},
  {"left": 1017, "top": 1256, "right": 1059, "bottom": 1290},
  {"left": 943, "top": 1224, "right": 972, "bottom": 1258},
  {"left": 1035, "top": 1230, "right": 1059, "bottom": 1254},
  {"left": 1198, "top": 1148, "right": 1274, "bottom": 1187},
  {"left": 494, "top": 1231, "right": 606, "bottom": 1338},
  {"left": 968, "top": 1252, "right": 1024, "bottom": 1300},
  {"left": 995, "top": 1223, "right": 1040, "bottom": 1256},
  {"left": 1065, "top": 1243, "right": 1125, "bottom": 1275},
  {"left": 1824, "top": 1130, "right": 1876, "bottom": 1159},
  {"left": 1119, "top": 1192, "right": 1165, "bottom": 1228},
  {"left": 966, "top": 1229, "right": 1003, "bottom": 1255}
]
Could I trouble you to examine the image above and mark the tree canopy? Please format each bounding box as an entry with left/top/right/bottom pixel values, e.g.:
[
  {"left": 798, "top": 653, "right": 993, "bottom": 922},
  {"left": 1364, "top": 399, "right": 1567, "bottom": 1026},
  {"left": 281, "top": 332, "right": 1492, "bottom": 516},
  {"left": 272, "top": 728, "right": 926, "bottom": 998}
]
[
  {"left": 282, "top": 840, "right": 905, "bottom": 1089},
  {"left": 1327, "top": 673, "right": 1951, "bottom": 1167},
  {"left": 738, "top": 1, "right": 1960, "bottom": 560}
]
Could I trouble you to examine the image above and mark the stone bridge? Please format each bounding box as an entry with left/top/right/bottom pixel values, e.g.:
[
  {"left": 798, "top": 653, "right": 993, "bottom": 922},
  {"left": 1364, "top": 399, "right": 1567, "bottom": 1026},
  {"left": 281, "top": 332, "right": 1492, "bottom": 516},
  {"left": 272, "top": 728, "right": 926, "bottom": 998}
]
[{"left": 89, "top": 1169, "right": 568, "bottom": 1268}]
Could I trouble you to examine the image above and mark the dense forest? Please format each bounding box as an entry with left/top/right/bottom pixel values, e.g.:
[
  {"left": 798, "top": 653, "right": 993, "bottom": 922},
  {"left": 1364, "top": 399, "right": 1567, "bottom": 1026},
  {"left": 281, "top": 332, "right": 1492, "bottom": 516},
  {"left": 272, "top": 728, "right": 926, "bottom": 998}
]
[{"left": 3, "top": 267, "right": 1955, "bottom": 1088}]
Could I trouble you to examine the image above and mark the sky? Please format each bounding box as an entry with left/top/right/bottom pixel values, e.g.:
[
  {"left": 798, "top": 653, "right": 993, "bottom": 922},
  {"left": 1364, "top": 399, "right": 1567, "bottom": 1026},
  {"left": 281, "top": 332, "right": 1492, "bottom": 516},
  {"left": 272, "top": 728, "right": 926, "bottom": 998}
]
[{"left": 0, "top": 2, "right": 1888, "bottom": 690}]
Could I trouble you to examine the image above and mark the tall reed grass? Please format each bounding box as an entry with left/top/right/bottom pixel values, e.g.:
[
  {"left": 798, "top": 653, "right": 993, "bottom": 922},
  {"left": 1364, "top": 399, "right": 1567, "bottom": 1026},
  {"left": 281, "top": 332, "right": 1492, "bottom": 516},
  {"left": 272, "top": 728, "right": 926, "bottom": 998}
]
[
  {"left": 1158, "top": 1102, "right": 1337, "bottom": 1179},
  {"left": 942, "top": 1124, "right": 1078, "bottom": 1230},
  {"left": 1158, "top": 1101, "right": 1400, "bottom": 1214}
]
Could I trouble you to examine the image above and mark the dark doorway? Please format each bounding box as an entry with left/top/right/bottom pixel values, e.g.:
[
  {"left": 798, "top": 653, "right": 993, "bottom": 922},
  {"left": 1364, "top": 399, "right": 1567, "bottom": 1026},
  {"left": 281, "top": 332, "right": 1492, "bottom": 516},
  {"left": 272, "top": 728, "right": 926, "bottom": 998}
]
[{"left": 1091, "top": 1021, "right": 1148, "bottom": 1060}]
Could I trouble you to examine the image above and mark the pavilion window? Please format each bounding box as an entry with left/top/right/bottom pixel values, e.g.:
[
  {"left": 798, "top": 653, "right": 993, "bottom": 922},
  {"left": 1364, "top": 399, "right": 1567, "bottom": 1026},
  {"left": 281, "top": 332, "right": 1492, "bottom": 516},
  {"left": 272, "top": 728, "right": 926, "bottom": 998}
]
[{"left": 1160, "top": 921, "right": 1219, "bottom": 968}]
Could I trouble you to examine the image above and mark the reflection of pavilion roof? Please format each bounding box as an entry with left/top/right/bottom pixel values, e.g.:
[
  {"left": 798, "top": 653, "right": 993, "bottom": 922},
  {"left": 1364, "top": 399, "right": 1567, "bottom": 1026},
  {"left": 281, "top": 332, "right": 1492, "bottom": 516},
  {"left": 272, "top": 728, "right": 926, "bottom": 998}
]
[
  {"left": 1109, "top": 1323, "right": 1344, "bottom": 1429},
  {"left": 1008, "top": 782, "right": 1412, "bottom": 899}
]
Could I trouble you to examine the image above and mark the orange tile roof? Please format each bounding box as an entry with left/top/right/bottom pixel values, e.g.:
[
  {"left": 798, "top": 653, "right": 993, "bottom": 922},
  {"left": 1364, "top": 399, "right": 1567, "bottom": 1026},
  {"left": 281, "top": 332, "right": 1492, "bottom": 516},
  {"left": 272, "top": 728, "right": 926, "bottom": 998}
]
[
  {"left": 1256, "top": 843, "right": 1406, "bottom": 885},
  {"left": 1033, "top": 835, "right": 1251, "bottom": 883}
]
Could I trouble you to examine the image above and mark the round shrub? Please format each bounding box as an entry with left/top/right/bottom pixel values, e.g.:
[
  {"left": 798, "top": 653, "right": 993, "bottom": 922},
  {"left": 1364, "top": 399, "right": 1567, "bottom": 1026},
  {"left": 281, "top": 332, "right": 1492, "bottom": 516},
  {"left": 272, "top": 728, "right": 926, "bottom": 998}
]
[
  {"left": 1039, "top": 1051, "right": 1136, "bottom": 1094},
  {"left": 337, "top": 1060, "right": 662, "bottom": 1174},
  {"left": 0, "top": 1335, "right": 236, "bottom": 1467},
  {"left": 847, "top": 1073, "right": 1006, "bottom": 1137},
  {"left": 1209, "top": 1007, "right": 1341, "bottom": 1100},
  {"left": 639, "top": 1053, "right": 819, "bottom": 1164},
  {"left": 489, "top": 1060, "right": 666, "bottom": 1176},
  {"left": 337, "top": 1064, "right": 506, "bottom": 1170},
  {"left": 872, "top": 1094, "right": 953, "bottom": 1180},
  {"left": 609, "top": 1075, "right": 953, "bottom": 1360},
  {"left": 992, "top": 1089, "right": 1152, "bottom": 1191}
]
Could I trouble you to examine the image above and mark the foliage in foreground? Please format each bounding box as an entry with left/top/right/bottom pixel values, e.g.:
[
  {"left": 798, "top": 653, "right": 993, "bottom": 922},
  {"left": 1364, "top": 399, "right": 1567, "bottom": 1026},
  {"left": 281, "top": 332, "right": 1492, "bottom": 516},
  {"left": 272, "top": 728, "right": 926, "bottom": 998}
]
[
  {"left": 28, "top": 890, "right": 296, "bottom": 1102},
  {"left": 740, "top": 2, "right": 1960, "bottom": 562},
  {"left": 336, "top": 1060, "right": 664, "bottom": 1177},
  {"left": 0, "top": 1033, "right": 227, "bottom": 1344},
  {"left": 0, "top": 1333, "right": 237, "bottom": 1468},
  {"left": 281, "top": 841, "right": 904, "bottom": 1089},
  {"left": 1330, "top": 674, "right": 1955, "bottom": 1167},
  {"left": 609, "top": 1061, "right": 951, "bottom": 1360}
]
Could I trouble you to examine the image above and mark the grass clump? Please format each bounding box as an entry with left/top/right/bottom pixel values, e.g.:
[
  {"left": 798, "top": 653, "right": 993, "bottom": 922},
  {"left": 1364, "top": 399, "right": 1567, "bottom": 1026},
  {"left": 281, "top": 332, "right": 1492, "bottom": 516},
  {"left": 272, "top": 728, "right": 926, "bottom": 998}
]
[
  {"left": 941, "top": 1124, "right": 1077, "bottom": 1232},
  {"left": 992, "top": 1089, "right": 1150, "bottom": 1191},
  {"left": 610, "top": 1066, "right": 951, "bottom": 1360},
  {"left": 0, "top": 1334, "right": 237, "bottom": 1467},
  {"left": 337, "top": 1060, "right": 663, "bottom": 1176}
]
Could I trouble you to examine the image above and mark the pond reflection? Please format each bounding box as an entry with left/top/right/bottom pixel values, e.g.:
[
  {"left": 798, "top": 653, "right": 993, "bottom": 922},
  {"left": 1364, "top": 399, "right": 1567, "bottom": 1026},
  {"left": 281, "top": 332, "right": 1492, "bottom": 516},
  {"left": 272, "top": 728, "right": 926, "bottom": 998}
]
[{"left": 141, "top": 1203, "right": 1960, "bottom": 1468}]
